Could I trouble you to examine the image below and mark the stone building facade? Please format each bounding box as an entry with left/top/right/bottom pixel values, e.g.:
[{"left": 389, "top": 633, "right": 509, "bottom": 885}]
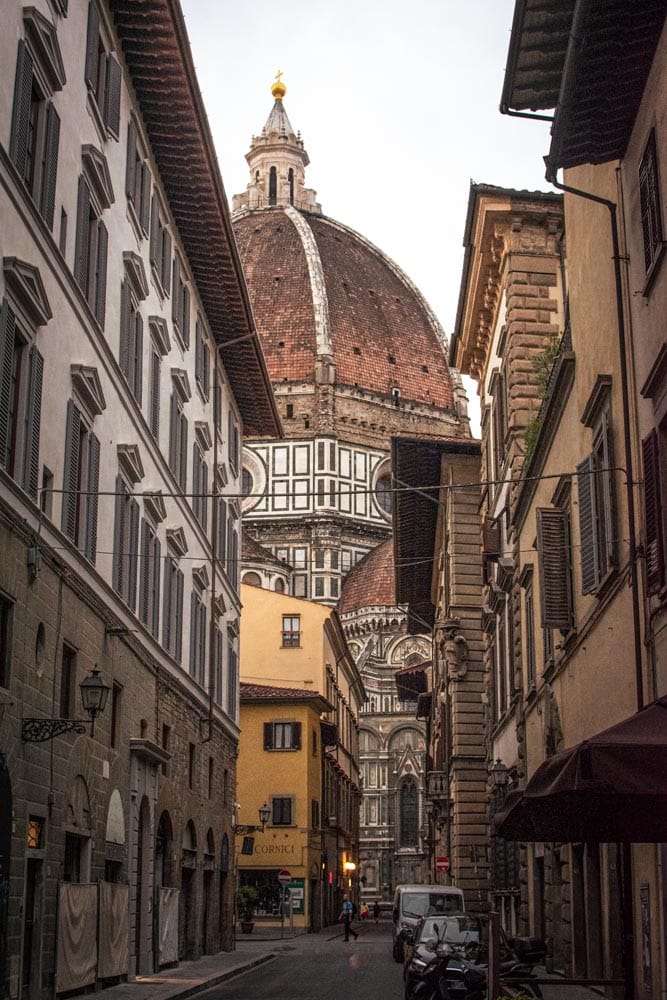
[{"left": 0, "top": 1, "right": 278, "bottom": 996}]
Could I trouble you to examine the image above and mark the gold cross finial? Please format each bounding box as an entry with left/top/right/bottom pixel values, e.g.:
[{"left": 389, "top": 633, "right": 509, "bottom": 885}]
[
  {"left": 275, "top": 69, "right": 283, "bottom": 84},
  {"left": 271, "top": 70, "right": 287, "bottom": 100}
]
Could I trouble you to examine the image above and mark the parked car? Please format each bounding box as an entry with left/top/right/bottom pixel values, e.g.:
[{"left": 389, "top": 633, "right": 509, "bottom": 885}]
[
  {"left": 403, "top": 913, "right": 545, "bottom": 1000},
  {"left": 392, "top": 883, "right": 465, "bottom": 962}
]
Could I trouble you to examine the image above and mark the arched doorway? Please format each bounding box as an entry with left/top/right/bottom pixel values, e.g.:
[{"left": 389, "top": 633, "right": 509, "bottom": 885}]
[
  {"left": 180, "top": 821, "right": 197, "bottom": 960},
  {"left": 203, "top": 830, "right": 215, "bottom": 954},
  {"left": 155, "top": 812, "right": 177, "bottom": 970},
  {"left": 219, "top": 834, "right": 230, "bottom": 948},
  {"left": 0, "top": 759, "right": 11, "bottom": 1000}
]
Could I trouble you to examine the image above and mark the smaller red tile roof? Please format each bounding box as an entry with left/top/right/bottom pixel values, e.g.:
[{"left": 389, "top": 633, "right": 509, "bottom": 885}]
[
  {"left": 338, "top": 538, "right": 396, "bottom": 614},
  {"left": 240, "top": 682, "right": 326, "bottom": 704},
  {"left": 242, "top": 530, "right": 292, "bottom": 570}
]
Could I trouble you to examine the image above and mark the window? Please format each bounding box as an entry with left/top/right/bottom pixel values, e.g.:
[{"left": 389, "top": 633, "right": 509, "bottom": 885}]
[
  {"left": 60, "top": 643, "right": 76, "bottom": 719},
  {"left": 112, "top": 476, "right": 139, "bottom": 609},
  {"left": 314, "top": 578, "right": 324, "bottom": 597},
  {"left": 125, "top": 119, "right": 151, "bottom": 236},
  {"left": 227, "top": 642, "right": 238, "bottom": 717},
  {"left": 264, "top": 721, "right": 302, "bottom": 750},
  {"left": 228, "top": 411, "right": 239, "bottom": 473},
  {"left": 311, "top": 799, "right": 319, "bottom": 829},
  {"left": 195, "top": 318, "right": 210, "bottom": 400},
  {"left": 162, "top": 556, "right": 184, "bottom": 661},
  {"left": 74, "top": 167, "right": 109, "bottom": 329},
  {"left": 149, "top": 344, "right": 160, "bottom": 439},
  {"left": 172, "top": 257, "right": 190, "bottom": 348},
  {"left": 293, "top": 575, "right": 307, "bottom": 598},
  {"left": 639, "top": 130, "right": 664, "bottom": 276},
  {"left": 642, "top": 423, "right": 667, "bottom": 594},
  {"left": 271, "top": 797, "right": 292, "bottom": 826},
  {"left": 226, "top": 514, "right": 239, "bottom": 588},
  {"left": 149, "top": 195, "right": 171, "bottom": 295},
  {"left": 139, "top": 519, "right": 161, "bottom": 638},
  {"left": 269, "top": 165, "right": 277, "bottom": 206},
  {"left": 399, "top": 779, "right": 418, "bottom": 847},
  {"left": 375, "top": 474, "right": 392, "bottom": 515},
  {"left": 523, "top": 576, "right": 536, "bottom": 688},
  {"left": 537, "top": 508, "right": 573, "bottom": 629},
  {"left": 281, "top": 615, "right": 300, "bottom": 647},
  {"left": 491, "top": 369, "right": 508, "bottom": 480},
  {"left": 110, "top": 682, "right": 121, "bottom": 749},
  {"left": 9, "top": 23, "right": 64, "bottom": 231},
  {"left": 314, "top": 549, "right": 324, "bottom": 569},
  {"left": 312, "top": 729, "right": 318, "bottom": 757},
  {"left": 192, "top": 445, "right": 208, "bottom": 530},
  {"left": 62, "top": 400, "right": 100, "bottom": 562},
  {"left": 0, "top": 299, "right": 44, "bottom": 500},
  {"left": 84, "top": 0, "right": 121, "bottom": 140},
  {"left": 190, "top": 590, "right": 207, "bottom": 685},
  {"left": 0, "top": 594, "right": 13, "bottom": 688},
  {"left": 213, "top": 627, "right": 223, "bottom": 705},
  {"left": 168, "top": 393, "right": 188, "bottom": 491},
  {"left": 119, "top": 280, "right": 143, "bottom": 404},
  {"left": 216, "top": 497, "right": 227, "bottom": 564},
  {"left": 330, "top": 578, "right": 339, "bottom": 598},
  {"left": 578, "top": 398, "right": 616, "bottom": 594}
]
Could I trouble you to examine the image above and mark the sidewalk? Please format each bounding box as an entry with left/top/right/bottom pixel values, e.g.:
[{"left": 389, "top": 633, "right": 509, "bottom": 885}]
[{"left": 96, "top": 928, "right": 337, "bottom": 1000}]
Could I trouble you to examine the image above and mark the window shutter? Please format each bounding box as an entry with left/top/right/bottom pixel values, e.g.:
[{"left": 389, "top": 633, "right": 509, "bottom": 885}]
[
  {"left": 112, "top": 475, "right": 126, "bottom": 593},
  {"left": 179, "top": 413, "right": 188, "bottom": 491},
  {"left": 162, "top": 558, "right": 172, "bottom": 649},
  {"left": 599, "top": 411, "right": 617, "bottom": 568},
  {"left": 139, "top": 519, "right": 149, "bottom": 622},
  {"left": 119, "top": 280, "right": 130, "bottom": 379},
  {"left": 195, "top": 321, "right": 202, "bottom": 386},
  {"left": 74, "top": 176, "right": 91, "bottom": 290},
  {"left": 198, "top": 602, "right": 206, "bottom": 685},
  {"left": 128, "top": 498, "right": 139, "bottom": 611},
  {"left": 134, "top": 313, "right": 143, "bottom": 404},
  {"left": 95, "top": 221, "right": 108, "bottom": 328},
  {"left": 149, "top": 194, "right": 159, "bottom": 269},
  {"left": 85, "top": 432, "right": 100, "bottom": 562},
  {"left": 577, "top": 454, "right": 599, "bottom": 594},
  {"left": 172, "top": 257, "right": 180, "bottom": 327},
  {"left": 292, "top": 722, "right": 302, "bottom": 750},
  {"left": 125, "top": 120, "right": 137, "bottom": 200},
  {"left": 104, "top": 55, "right": 121, "bottom": 139},
  {"left": 140, "top": 166, "right": 151, "bottom": 235},
  {"left": 226, "top": 518, "right": 233, "bottom": 576},
  {"left": 0, "top": 301, "right": 17, "bottom": 468},
  {"left": 175, "top": 569, "right": 183, "bottom": 662},
  {"left": 84, "top": 1, "right": 100, "bottom": 89},
  {"left": 40, "top": 104, "right": 60, "bottom": 230},
  {"left": 263, "top": 723, "right": 274, "bottom": 750},
  {"left": 217, "top": 497, "right": 227, "bottom": 563},
  {"left": 62, "top": 400, "right": 81, "bottom": 540},
  {"left": 190, "top": 590, "right": 197, "bottom": 676},
  {"left": 162, "top": 230, "right": 171, "bottom": 293},
  {"left": 202, "top": 341, "right": 210, "bottom": 399},
  {"left": 181, "top": 287, "right": 190, "bottom": 347},
  {"left": 150, "top": 350, "right": 160, "bottom": 438},
  {"left": 642, "top": 430, "right": 664, "bottom": 595},
  {"left": 9, "top": 40, "right": 33, "bottom": 178},
  {"left": 151, "top": 535, "right": 161, "bottom": 638},
  {"left": 168, "top": 396, "right": 177, "bottom": 475},
  {"left": 24, "top": 346, "right": 44, "bottom": 500},
  {"left": 201, "top": 462, "right": 208, "bottom": 533},
  {"left": 536, "top": 508, "right": 573, "bottom": 630}
]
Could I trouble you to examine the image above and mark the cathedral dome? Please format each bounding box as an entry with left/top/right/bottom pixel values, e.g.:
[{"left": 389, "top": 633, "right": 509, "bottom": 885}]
[
  {"left": 338, "top": 538, "right": 396, "bottom": 614},
  {"left": 232, "top": 209, "right": 455, "bottom": 409}
]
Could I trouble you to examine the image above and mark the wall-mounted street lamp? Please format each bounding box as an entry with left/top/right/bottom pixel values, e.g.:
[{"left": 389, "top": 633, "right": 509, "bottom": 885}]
[
  {"left": 489, "top": 758, "right": 509, "bottom": 789},
  {"left": 234, "top": 803, "right": 270, "bottom": 835},
  {"left": 22, "top": 666, "right": 111, "bottom": 742}
]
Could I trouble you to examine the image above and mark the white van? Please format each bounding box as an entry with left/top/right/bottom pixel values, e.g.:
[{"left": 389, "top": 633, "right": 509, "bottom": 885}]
[{"left": 391, "top": 883, "right": 465, "bottom": 962}]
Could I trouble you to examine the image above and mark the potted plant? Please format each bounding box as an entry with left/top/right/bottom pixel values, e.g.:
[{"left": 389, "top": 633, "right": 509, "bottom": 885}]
[{"left": 237, "top": 885, "right": 259, "bottom": 933}]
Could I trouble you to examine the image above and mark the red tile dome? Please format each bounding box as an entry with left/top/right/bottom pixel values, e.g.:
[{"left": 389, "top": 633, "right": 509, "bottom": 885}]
[{"left": 338, "top": 538, "right": 396, "bottom": 614}]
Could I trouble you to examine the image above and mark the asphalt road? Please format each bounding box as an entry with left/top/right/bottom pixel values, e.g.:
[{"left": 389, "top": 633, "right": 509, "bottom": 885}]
[{"left": 198, "top": 921, "right": 404, "bottom": 1000}]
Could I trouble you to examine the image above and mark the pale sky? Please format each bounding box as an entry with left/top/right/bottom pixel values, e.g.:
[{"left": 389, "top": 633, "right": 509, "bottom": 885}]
[{"left": 181, "top": 0, "right": 554, "bottom": 428}]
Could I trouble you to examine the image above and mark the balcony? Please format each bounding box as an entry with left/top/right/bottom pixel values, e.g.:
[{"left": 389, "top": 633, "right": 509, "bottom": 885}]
[{"left": 426, "top": 771, "right": 449, "bottom": 801}]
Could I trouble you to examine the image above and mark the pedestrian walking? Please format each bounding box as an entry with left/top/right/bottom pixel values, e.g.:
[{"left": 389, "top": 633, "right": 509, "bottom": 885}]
[
  {"left": 373, "top": 900, "right": 380, "bottom": 923},
  {"left": 338, "top": 893, "right": 358, "bottom": 941}
]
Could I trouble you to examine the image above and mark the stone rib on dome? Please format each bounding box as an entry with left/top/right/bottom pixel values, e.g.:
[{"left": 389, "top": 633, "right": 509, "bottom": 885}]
[
  {"left": 232, "top": 207, "right": 455, "bottom": 409},
  {"left": 338, "top": 538, "right": 396, "bottom": 614}
]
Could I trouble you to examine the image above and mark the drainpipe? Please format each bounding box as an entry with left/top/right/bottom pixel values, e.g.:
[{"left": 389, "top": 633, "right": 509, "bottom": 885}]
[{"left": 545, "top": 164, "right": 640, "bottom": 1000}]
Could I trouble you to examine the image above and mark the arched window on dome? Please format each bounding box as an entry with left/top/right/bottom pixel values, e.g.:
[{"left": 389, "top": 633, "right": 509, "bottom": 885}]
[
  {"left": 288, "top": 168, "right": 294, "bottom": 205},
  {"left": 399, "top": 778, "right": 419, "bottom": 847},
  {"left": 269, "top": 166, "right": 277, "bottom": 206},
  {"left": 243, "top": 572, "right": 261, "bottom": 588},
  {"left": 274, "top": 578, "right": 285, "bottom": 593}
]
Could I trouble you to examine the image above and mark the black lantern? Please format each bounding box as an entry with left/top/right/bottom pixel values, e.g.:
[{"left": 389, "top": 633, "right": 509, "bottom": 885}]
[
  {"left": 490, "top": 758, "right": 509, "bottom": 789},
  {"left": 22, "top": 666, "right": 111, "bottom": 742}
]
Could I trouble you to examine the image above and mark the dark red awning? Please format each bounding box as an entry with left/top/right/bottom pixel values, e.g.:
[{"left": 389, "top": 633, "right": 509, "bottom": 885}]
[
  {"left": 494, "top": 696, "right": 667, "bottom": 843},
  {"left": 395, "top": 663, "right": 429, "bottom": 701}
]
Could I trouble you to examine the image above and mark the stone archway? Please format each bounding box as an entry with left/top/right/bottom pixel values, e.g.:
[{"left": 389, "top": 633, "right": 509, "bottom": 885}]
[{"left": 134, "top": 796, "right": 152, "bottom": 975}]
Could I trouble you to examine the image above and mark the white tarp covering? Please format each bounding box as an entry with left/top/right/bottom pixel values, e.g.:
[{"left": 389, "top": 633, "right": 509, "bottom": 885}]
[
  {"left": 56, "top": 883, "right": 97, "bottom": 993},
  {"left": 98, "top": 881, "right": 129, "bottom": 978},
  {"left": 159, "top": 887, "right": 180, "bottom": 966}
]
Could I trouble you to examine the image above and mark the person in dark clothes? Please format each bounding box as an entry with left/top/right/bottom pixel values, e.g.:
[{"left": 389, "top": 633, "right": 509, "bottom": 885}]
[{"left": 338, "top": 893, "right": 358, "bottom": 941}]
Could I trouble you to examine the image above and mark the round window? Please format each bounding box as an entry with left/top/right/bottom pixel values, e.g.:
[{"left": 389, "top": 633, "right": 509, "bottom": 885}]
[{"left": 375, "top": 474, "right": 392, "bottom": 515}]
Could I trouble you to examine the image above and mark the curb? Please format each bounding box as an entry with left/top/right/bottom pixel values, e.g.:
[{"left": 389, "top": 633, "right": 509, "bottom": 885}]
[{"left": 133, "top": 953, "right": 276, "bottom": 1000}]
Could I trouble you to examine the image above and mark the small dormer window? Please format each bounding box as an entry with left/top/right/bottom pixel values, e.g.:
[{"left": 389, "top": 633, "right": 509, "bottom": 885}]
[
  {"left": 288, "top": 168, "right": 294, "bottom": 205},
  {"left": 269, "top": 166, "right": 277, "bottom": 206}
]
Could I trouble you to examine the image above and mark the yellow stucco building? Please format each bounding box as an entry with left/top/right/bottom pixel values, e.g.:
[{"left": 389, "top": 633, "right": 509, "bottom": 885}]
[{"left": 237, "top": 586, "right": 365, "bottom": 930}]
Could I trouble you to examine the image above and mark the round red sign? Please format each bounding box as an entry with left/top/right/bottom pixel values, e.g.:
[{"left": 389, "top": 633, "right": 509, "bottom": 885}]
[
  {"left": 435, "top": 857, "right": 450, "bottom": 873},
  {"left": 278, "top": 869, "right": 292, "bottom": 885}
]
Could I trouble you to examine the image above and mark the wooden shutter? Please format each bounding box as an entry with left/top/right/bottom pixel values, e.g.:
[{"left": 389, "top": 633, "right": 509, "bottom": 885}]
[
  {"left": 536, "top": 507, "right": 573, "bottom": 629},
  {"left": 195, "top": 320, "right": 202, "bottom": 387},
  {"left": 95, "top": 221, "right": 108, "bottom": 328},
  {"left": 125, "top": 119, "right": 137, "bottom": 200},
  {"left": 40, "top": 104, "right": 60, "bottom": 230},
  {"left": 139, "top": 519, "right": 149, "bottom": 622},
  {"left": 128, "top": 497, "right": 139, "bottom": 611},
  {"left": 190, "top": 591, "right": 198, "bottom": 676},
  {"left": 577, "top": 454, "right": 599, "bottom": 594},
  {"left": 168, "top": 395, "right": 177, "bottom": 475},
  {"left": 217, "top": 498, "right": 227, "bottom": 563},
  {"left": 172, "top": 257, "right": 180, "bottom": 327},
  {"left": 149, "top": 194, "right": 159, "bottom": 269},
  {"left": 179, "top": 413, "right": 188, "bottom": 491},
  {"left": 0, "top": 301, "right": 17, "bottom": 468},
  {"left": 599, "top": 411, "right": 617, "bottom": 568},
  {"left": 642, "top": 430, "right": 665, "bottom": 595},
  {"left": 85, "top": 432, "right": 100, "bottom": 562},
  {"left": 74, "top": 176, "right": 91, "bottom": 290},
  {"left": 263, "top": 723, "right": 274, "bottom": 750},
  {"left": 175, "top": 569, "right": 184, "bottom": 662},
  {"left": 24, "top": 346, "right": 44, "bottom": 499},
  {"left": 119, "top": 280, "right": 130, "bottom": 379},
  {"left": 62, "top": 400, "right": 81, "bottom": 540},
  {"left": 112, "top": 475, "right": 126, "bottom": 593},
  {"left": 84, "top": 1, "right": 100, "bottom": 89},
  {"left": 162, "top": 230, "right": 171, "bottom": 293},
  {"left": 150, "top": 349, "right": 160, "bottom": 437},
  {"left": 639, "top": 131, "right": 663, "bottom": 271},
  {"left": 104, "top": 55, "right": 121, "bottom": 139},
  {"left": 133, "top": 313, "right": 143, "bottom": 404},
  {"left": 151, "top": 535, "right": 161, "bottom": 638},
  {"left": 162, "top": 558, "right": 172, "bottom": 649},
  {"left": 292, "top": 722, "right": 302, "bottom": 750},
  {"left": 181, "top": 287, "right": 190, "bottom": 347},
  {"left": 9, "top": 40, "right": 33, "bottom": 178},
  {"left": 201, "top": 462, "right": 208, "bottom": 533},
  {"left": 202, "top": 341, "right": 210, "bottom": 399}
]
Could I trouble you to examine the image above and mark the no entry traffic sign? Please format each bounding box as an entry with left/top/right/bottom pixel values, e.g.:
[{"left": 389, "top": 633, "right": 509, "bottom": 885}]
[
  {"left": 278, "top": 869, "right": 292, "bottom": 886},
  {"left": 435, "top": 856, "right": 450, "bottom": 873}
]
